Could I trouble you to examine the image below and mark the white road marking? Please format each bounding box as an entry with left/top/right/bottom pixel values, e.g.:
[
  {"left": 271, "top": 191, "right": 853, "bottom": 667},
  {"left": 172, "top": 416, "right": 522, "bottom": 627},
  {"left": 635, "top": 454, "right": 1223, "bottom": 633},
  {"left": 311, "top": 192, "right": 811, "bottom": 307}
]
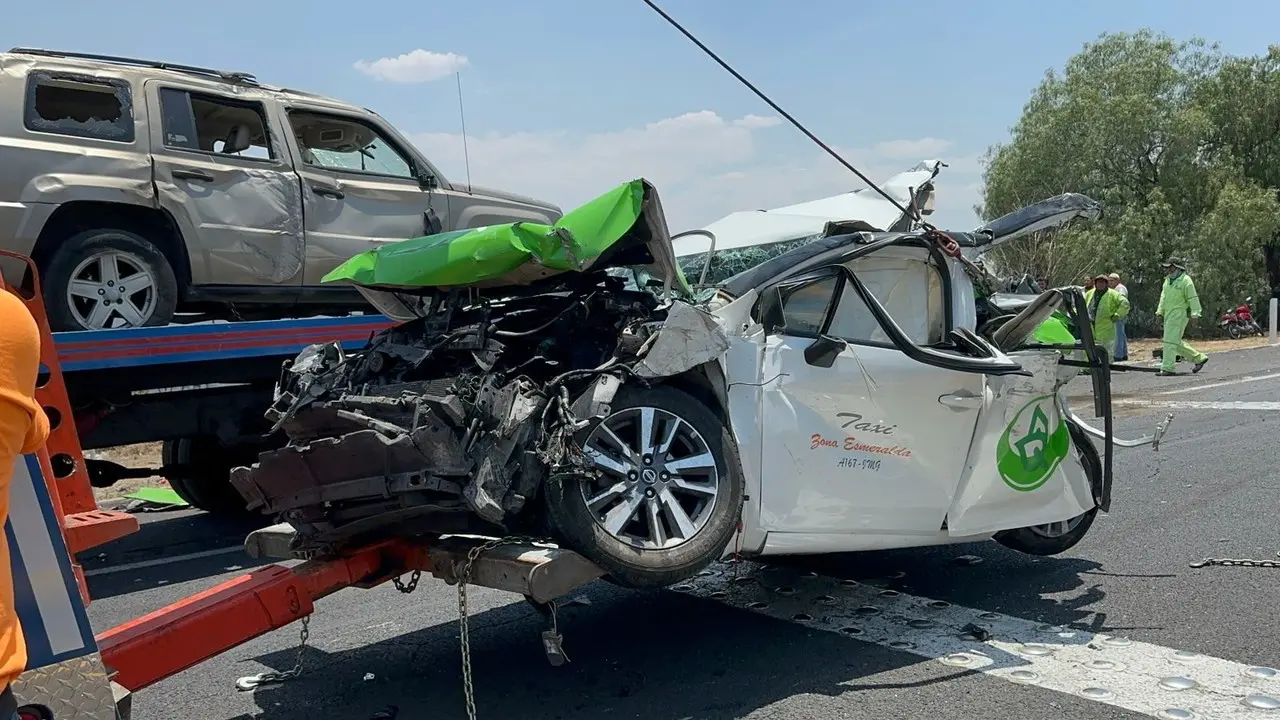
[
  {"left": 83, "top": 545, "right": 244, "bottom": 577},
  {"left": 1158, "top": 372, "right": 1280, "bottom": 396},
  {"left": 680, "top": 561, "right": 1280, "bottom": 719},
  {"left": 1114, "top": 399, "right": 1280, "bottom": 412}
]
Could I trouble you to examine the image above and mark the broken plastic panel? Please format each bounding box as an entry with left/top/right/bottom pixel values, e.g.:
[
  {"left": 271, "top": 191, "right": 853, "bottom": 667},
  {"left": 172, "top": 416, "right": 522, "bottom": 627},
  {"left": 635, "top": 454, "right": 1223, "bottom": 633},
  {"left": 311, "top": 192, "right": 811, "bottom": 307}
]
[{"left": 322, "top": 178, "right": 690, "bottom": 297}]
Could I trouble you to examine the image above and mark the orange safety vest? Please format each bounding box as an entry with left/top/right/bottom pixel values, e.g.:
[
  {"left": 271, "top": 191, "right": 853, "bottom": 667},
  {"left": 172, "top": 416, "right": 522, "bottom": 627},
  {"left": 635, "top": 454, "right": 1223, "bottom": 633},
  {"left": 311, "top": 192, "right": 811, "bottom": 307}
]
[{"left": 0, "top": 289, "right": 51, "bottom": 690}]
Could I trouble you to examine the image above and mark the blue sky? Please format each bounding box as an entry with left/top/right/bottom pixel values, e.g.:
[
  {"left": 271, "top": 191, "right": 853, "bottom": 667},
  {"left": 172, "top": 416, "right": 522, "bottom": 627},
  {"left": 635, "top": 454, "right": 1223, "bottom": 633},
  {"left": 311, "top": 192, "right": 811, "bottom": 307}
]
[{"left": 8, "top": 0, "right": 1280, "bottom": 231}]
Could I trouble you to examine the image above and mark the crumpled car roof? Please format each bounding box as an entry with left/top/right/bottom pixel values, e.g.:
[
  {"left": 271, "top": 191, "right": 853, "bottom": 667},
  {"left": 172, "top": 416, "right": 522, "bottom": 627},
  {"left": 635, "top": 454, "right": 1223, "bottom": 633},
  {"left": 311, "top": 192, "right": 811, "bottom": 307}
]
[
  {"left": 718, "top": 192, "right": 1102, "bottom": 298},
  {"left": 950, "top": 193, "right": 1102, "bottom": 250}
]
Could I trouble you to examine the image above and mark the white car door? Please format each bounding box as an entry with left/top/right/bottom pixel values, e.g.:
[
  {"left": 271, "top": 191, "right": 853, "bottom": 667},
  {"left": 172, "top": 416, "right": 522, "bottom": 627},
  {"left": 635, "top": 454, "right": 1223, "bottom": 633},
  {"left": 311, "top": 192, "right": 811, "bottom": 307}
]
[{"left": 756, "top": 246, "right": 994, "bottom": 541}]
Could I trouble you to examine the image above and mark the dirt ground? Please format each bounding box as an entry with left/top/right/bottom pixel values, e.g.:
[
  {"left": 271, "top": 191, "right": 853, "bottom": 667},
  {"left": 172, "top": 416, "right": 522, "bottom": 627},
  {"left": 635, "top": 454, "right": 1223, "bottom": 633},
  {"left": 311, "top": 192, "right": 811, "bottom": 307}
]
[
  {"left": 1124, "top": 335, "right": 1275, "bottom": 359},
  {"left": 87, "top": 442, "right": 167, "bottom": 501}
]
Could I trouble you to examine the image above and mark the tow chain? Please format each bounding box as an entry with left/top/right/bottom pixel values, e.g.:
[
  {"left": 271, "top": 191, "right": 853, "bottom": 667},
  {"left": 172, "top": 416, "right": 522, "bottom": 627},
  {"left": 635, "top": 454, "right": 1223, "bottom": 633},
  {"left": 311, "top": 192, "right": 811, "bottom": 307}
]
[
  {"left": 1189, "top": 552, "right": 1280, "bottom": 569},
  {"left": 235, "top": 615, "right": 311, "bottom": 691},
  {"left": 456, "top": 536, "right": 540, "bottom": 720},
  {"left": 392, "top": 569, "right": 421, "bottom": 594}
]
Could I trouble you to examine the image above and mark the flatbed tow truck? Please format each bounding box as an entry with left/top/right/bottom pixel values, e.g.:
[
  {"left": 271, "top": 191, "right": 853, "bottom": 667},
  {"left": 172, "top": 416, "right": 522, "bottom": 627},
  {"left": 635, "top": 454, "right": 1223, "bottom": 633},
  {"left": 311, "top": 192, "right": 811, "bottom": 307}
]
[
  {"left": 5, "top": 251, "right": 603, "bottom": 719},
  {"left": 56, "top": 306, "right": 395, "bottom": 515}
]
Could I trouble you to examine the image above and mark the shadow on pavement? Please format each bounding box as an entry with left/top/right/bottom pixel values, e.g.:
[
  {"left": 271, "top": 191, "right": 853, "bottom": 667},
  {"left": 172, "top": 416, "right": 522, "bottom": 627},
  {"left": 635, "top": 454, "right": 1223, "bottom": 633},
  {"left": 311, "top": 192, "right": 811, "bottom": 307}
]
[
  {"left": 790, "top": 540, "right": 1167, "bottom": 635},
  {"left": 225, "top": 543, "right": 1157, "bottom": 720},
  {"left": 236, "top": 587, "right": 988, "bottom": 720}
]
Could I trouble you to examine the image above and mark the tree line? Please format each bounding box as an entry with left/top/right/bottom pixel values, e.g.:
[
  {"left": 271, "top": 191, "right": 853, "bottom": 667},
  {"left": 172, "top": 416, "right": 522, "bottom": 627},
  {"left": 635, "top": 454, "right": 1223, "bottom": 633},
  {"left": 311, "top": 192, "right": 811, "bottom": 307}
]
[{"left": 979, "top": 30, "right": 1280, "bottom": 338}]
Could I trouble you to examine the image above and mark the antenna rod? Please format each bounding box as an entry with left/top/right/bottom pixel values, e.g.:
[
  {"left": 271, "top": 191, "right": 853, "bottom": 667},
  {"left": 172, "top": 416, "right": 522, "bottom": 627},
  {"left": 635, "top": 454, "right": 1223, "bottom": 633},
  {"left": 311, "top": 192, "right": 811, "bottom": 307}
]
[
  {"left": 456, "top": 71, "right": 473, "bottom": 194},
  {"left": 638, "top": 0, "right": 923, "bottom": 225}
]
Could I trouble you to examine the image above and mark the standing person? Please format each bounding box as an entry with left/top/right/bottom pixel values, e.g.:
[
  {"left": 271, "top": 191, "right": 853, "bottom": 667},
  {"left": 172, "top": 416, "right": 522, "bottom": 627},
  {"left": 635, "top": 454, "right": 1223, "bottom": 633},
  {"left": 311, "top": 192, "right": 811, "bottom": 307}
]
[
  {"left": 0, "top": 288, "right": 51, "bottom": 720},
  {"left": 1155, "top": 256, "right": 1208, "bottom": 376},
  {"left": 1084, "top": 273, "right": 1131, "bottom": 361},
  {"left": 1109, "top": 272, "right": 1129, "bottom": 360}
]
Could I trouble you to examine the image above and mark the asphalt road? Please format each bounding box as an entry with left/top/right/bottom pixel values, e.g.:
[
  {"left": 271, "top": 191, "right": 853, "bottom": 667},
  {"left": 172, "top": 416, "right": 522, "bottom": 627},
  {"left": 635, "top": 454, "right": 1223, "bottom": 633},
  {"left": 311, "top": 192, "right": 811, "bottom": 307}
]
[{"left": 81, "top": 345, "right": 1280, "bottom": 720}]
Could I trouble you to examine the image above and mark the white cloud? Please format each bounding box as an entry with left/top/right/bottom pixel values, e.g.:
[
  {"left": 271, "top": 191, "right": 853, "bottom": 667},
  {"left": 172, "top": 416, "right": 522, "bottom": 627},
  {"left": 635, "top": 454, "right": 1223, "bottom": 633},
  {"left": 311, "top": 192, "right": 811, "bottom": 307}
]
[
  {"left": 411, "top": 111, "right": 981, "bottom": 230},
  {"left": 733, "top": 114, "right": 783, "bottom": 129},
  {"left": 353, "top": 49, "right": 469, "bottom": 83},
  {"left": 872, "top": 137, "right": 953, "bottom": 159}
]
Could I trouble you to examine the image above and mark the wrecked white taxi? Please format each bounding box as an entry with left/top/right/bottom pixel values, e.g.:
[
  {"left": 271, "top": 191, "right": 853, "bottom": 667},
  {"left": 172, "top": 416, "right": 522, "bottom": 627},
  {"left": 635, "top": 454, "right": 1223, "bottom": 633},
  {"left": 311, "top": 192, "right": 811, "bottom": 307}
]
[{"left": 231, "top": 179, "right": 1171, "bottom": 590}]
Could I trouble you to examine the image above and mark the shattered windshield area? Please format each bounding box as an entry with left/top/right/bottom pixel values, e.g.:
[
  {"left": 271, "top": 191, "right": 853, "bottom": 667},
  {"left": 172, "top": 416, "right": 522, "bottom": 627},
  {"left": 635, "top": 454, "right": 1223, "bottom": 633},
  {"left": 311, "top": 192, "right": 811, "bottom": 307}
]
[{"left": 677, "top": 234, "right": 824, "bottom": 287}]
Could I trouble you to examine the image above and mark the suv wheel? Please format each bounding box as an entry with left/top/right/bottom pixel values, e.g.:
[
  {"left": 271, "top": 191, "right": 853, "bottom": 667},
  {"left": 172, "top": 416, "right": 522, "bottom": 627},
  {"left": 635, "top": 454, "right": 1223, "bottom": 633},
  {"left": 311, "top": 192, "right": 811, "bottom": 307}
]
[
  {"left": 42, "top": 229, "right": 179, "bottom": 331},
  {"left": 162, "top": 436, "right": 256, "bottom": 515}
]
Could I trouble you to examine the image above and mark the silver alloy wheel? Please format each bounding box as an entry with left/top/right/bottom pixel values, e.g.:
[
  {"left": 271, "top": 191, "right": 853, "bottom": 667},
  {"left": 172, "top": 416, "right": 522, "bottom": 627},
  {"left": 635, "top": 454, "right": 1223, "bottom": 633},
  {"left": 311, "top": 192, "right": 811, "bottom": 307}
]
[
  {"left": 580, "top": 405, "right": 720, "bottom": 550},
  {"left": 1027, "top": 513, "right": 1088, "bottom": 539},
  {"left": 66, "top": 250, "right": 158, "bottom": 329}
]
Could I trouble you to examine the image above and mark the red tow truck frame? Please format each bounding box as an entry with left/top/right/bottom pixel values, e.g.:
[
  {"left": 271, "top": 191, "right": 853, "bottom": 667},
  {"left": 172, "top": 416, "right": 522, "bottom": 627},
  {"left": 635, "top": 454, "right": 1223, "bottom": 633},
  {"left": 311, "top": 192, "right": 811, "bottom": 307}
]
[{"left": 3, "top": 251, "right": 604, "bottom": 716}]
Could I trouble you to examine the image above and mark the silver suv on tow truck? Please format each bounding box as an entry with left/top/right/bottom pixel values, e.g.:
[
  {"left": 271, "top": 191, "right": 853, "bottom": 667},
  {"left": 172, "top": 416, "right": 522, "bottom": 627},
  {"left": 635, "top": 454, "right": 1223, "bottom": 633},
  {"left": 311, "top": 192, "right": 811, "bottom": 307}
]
[{"left": 0, "top": 48, "right": 562, "bottom": 331}]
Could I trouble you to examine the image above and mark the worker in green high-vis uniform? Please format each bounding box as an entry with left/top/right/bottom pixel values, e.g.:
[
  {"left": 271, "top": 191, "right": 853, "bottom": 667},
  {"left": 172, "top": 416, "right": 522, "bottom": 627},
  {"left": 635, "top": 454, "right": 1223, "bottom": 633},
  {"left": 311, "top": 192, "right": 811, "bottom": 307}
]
[
  {"left": 1156, "top": 257, "right": 1209, "bottom": 376},
  {"left": 1084, "top": 273, "right": 1130, "bottom": 361}
]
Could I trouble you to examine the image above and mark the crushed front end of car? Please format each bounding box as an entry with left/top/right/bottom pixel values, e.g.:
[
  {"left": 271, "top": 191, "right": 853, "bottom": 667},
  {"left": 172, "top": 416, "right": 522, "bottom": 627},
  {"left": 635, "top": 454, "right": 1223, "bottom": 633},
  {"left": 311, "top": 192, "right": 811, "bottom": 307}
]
[{"left": 230, "top": 179, "right": 743, "bottom": 588}]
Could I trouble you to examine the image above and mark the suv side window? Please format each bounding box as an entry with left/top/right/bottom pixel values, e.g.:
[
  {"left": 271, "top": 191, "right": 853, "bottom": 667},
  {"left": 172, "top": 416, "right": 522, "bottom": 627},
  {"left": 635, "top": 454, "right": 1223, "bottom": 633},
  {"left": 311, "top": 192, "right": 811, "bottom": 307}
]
[
  {"left": 24, "top": 72, "right": 135, "bottom": 143},
  {"left": 288, "top": 111, "right": 415, "bottom": 179},
  {"left": 157, "top": 88, "right": 274, "bottom": 161}
]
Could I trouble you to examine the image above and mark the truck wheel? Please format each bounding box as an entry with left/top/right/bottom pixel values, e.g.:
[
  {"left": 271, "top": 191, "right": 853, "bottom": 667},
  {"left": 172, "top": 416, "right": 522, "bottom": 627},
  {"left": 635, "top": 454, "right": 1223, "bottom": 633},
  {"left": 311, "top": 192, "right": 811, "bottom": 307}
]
[
  {"left": 994, "top": 425, "right": 1100, "bottom": 556},
  {"left": 41, "top": 229, "right": 179, "bottom": 332},
  {"left": 543, "top": 385, "right": 744, "bottom": 589},
  {"left": 162, "top": 437, "right": 255, "bottom": 515}
]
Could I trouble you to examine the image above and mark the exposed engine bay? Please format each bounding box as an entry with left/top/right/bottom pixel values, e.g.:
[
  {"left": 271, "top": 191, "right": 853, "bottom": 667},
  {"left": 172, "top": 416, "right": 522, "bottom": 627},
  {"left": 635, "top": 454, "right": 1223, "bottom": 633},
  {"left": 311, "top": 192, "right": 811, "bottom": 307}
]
[{"left": 230, "top": 271, "right": 723, "bottom": 559}]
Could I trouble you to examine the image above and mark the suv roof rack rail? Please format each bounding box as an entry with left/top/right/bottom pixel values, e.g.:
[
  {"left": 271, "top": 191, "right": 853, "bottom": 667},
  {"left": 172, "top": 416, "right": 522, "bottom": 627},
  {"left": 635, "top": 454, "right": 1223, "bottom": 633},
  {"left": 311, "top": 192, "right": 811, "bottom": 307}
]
[{"left": 7, "top": 47, "right": 261, "bottom": 86}]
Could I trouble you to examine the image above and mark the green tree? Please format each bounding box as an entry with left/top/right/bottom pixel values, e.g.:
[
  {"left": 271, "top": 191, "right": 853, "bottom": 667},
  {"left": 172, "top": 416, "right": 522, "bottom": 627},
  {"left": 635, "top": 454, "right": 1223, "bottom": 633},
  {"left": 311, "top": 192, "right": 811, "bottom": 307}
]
[{"left": 979, "top": 30, "right": 1280, "bottom": 337}]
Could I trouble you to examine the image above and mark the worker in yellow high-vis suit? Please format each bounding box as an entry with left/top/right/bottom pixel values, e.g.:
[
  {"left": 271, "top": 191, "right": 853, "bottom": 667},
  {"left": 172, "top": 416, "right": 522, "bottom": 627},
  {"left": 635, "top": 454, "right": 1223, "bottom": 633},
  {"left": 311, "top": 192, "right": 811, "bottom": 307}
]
[
  {"left": 1155, "top": 256, "right": 1209, "bottom": 376},
  {"left": 0, "top": 288, "right": 51, "bottom": 720}
]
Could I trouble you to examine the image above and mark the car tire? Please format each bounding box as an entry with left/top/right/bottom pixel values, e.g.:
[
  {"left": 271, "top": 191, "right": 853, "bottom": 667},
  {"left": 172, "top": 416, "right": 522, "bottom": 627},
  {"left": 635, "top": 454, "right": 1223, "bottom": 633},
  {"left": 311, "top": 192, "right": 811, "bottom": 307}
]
[
  {"left": 41, "top": 229, "right": 179, "bottom": 332},
  {"left": 543, "top": 384, "right": 744, "bottom": 589},
  {"left": 994, "top": 424, "right": 1100, "bottom": 556},
  {"left": 162, "top": 437, "right": 255, "bottom": 515}
]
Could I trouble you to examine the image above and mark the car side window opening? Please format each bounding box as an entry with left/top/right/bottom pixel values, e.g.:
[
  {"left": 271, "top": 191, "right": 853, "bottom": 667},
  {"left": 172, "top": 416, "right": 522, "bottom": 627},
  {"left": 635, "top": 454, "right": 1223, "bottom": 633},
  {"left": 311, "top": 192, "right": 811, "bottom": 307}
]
[
  {"left": 24, "top": 73, "right": 135, "bottom": 143},
  {"left": 776, "top": 274, "right": 840, "bottom": 335},
  {"left": 157, "top": 88, "right": 274, "bottom": 161},
  {"left": 827, "top": 254, "right": 946, "bottom": 346},
  {"left": 288, "top": 111, "right": 415, "bottom": 179}
]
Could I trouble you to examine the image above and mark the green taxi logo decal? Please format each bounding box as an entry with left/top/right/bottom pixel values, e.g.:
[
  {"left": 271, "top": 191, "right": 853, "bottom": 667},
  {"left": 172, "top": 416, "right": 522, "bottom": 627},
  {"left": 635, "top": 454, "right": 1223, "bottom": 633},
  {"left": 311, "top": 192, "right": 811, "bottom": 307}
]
[{"left": 996, "top": 395, "right": 1070, "bottom": 492}]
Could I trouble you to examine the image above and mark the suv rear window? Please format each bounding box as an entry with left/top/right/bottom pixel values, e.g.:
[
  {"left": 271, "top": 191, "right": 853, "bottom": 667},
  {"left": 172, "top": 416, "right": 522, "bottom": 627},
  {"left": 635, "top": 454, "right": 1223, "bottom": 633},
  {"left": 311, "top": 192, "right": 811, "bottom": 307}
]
[{"left": 24, "top": 72, "right": 134, "bottom": 143}]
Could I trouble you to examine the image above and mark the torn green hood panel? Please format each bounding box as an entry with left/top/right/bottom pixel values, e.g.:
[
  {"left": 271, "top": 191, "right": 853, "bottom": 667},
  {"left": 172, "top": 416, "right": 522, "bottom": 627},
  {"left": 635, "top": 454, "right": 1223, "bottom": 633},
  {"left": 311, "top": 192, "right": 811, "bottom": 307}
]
[
  {"left": 322, "top": 179, "right": 690, "bottom": 294},
  {"left": 1032, "top": 312, "right": 1077, "bottom": 345}
]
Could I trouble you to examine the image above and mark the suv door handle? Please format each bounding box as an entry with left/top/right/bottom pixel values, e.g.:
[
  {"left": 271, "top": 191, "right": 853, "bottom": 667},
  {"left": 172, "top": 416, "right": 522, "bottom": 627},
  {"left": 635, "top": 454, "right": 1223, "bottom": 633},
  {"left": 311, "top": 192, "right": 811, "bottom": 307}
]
[
  {"left": 939, "top": 390, "right": 983, "bottom": 410},
  {"left": 172, "top": 168, "right": 214, "bottom": 182},
  {"left": 310, "top": 182, "right": 345, "bottom": 200}
]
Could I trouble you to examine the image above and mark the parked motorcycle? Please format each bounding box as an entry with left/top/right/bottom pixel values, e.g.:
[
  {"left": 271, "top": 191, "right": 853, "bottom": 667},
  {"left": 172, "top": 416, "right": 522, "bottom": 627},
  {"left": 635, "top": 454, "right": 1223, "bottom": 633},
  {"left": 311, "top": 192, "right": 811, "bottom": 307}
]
[{"left": 1219, "top": 297, "right": 1264, "bottom": 339}]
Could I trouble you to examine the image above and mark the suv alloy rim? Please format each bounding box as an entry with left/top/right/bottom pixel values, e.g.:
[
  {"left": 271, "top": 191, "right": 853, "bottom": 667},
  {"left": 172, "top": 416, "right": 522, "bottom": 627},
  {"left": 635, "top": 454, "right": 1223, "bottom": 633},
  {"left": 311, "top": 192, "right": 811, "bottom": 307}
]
[{"left": 66, "top": 250, "right": 158, "bottom": 329}]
